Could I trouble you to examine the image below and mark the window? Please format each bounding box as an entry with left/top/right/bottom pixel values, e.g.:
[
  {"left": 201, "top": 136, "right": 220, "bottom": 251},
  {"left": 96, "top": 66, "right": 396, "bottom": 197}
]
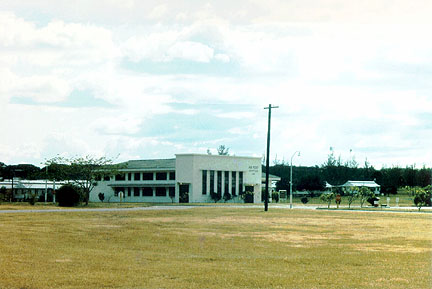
[
  {"left": 202, "top": 170, "right": 207, "bottom": 195},
  {"left": 239, "top": 172, "right": 243, "bottom": 193},
  {"left": 134, "top": 173, "right": 141, "bottom": 181},
  {"left": 114, "top": 187, "right": 124, "bottom": 197},
  {"left": 142, "top": 187, "right": 153, "bottom": 196},
  {"left": 156, "top": 172, "right": 167, "bottom": 180},
  {"left": 156, "top": 187, "right": 166, "bottom": 197},
  {"left": 104, "top": 175, "right": 111, "bottom": 181},
  {"left": 217, "top": 171, "right": 222, "bottom": 194},
  {"left": 169, "top": 172, "right": 175, "bottom": 180},
  {"left": 126, "top": 173, "right": 131, "bottom": 181},
  {"left": 210, "top": 170, "right": 215, "bottom": 193},
  {"left": 232, "top": 172, "right": 236, "bottom": 195},
  {"left": 143, "top": 173, "right": 153, "bottom": 180},
  {"left": 169, "top": 187, "right": 175, "bottom": 197},
  {"left": 115, "top": 174, "right": 125, "bottom": 181},
  {"left": 134, "top": 187, "right": 140, "bottom": 197},
  {"left": 127, "top": 187, "right": 131, "bottom": 197},
  {"left": 224, "top": 171, "right": 229, "bottom": 194}
]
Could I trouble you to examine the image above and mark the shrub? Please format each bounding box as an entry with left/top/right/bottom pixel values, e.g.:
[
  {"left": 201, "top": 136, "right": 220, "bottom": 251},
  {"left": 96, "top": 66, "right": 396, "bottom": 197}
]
[
  {"left": 240, "top": 191, "right": 254, "bottom": 203},
  {"left": 271, "top": 191, "right": 279, "bottom": 203},
  {"left": 27, "top": 191, "right": 38, "bottom": 206},
  {"left": 210, "top": 191, "right": 221, "bottom": 203},
  {"left": 300, "top": 197, "right": 309, "bottom": 204},
  {"left": 56, "top": 184, "right": 82, "bottom": 207},
  {"left": 223, "top": 191, "right": 232, "bottom": 202},
  {"left": 98, "top": 193, "right": 105, "bottom": 202}
]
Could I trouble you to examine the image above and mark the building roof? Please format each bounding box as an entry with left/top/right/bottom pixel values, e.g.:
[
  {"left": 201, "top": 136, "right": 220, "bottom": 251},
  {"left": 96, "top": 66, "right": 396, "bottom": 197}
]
[
  {"left": 120, "top": 159, "right": 176, "bottom": 170},
  {"left": 341, "top": 180, "right": 380, "bottom": 188},
  {"left": 261, "top": 173, "right": 281, "bottom": 181}
]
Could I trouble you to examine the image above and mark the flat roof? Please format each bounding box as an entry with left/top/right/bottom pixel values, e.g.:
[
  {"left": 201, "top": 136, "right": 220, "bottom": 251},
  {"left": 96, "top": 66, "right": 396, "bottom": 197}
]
[
  {"left": 120, "top": 159, "right": 176, "bottom": 170},
  {"left": 175, "top": 153, "right": 261, "bottom": 159}
]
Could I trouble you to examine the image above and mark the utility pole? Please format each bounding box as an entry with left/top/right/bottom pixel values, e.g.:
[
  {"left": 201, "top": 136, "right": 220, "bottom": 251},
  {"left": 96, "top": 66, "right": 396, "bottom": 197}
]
[{"left": 264, "top": 104, "right": 278, "bottom": 211}]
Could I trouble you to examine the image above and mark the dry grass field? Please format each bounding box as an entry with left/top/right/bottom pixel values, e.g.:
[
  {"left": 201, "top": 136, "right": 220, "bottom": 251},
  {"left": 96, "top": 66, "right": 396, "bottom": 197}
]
[{"left": 0, "top": 208, "right": 430, "bottom": 288}]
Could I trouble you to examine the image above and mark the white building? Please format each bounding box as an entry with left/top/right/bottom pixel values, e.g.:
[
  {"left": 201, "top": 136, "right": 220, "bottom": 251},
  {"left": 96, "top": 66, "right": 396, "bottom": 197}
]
[
  {"left": 340, "top": 180, "right": 381, "bottom": 194},
  {"left": 0, "top": 179, "right": 63, "bottom": 201},
  {"left": 90, "top": 154, "right": 263, "bottom": 203}
]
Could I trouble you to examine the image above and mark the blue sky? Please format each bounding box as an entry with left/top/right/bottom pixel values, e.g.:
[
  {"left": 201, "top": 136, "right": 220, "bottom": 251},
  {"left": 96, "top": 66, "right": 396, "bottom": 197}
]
[{"left": 1, "top": 1, "right": 432, "bottom": 168}]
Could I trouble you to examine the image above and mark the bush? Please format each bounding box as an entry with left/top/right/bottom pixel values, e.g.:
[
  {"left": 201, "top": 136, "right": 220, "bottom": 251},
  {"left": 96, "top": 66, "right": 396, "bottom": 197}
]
[
  {"left": 223, "top": 192, "right": 232, "bottom": 202},
  {"left": 240, "top": 191, "right": 254, "bottom": 203},
  {"left": 210, "top": 191, "right": 221, "bottom": 203},
  {"left": 27, "top": 192, "right": 38, "bottom": 205},
  {"left": 271, "top": 191, "right": 279, "bottom": 203},
  {"left": 56, "top": 184, "right": 82, "bottom": 207},
  {"left": 300, "top": 197, "right": 309, "bottom": 204}
]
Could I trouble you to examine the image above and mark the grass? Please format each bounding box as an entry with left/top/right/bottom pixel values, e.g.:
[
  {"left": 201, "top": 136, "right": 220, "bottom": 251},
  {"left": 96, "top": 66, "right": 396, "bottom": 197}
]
[{"left": 0, "top": 208, "right": 430, "bottom": 288}]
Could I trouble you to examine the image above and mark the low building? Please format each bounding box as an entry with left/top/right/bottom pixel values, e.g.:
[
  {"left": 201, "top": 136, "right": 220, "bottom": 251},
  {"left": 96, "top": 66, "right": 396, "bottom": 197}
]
[
  {"left": 90, "top": 154, "right": 263, "bottom": 203},
  {"left": 340, "top": 180, "right": 381, "bottom": 194},
  {"left": 0, "top": 179, "right": 63, "bottom": 201}
]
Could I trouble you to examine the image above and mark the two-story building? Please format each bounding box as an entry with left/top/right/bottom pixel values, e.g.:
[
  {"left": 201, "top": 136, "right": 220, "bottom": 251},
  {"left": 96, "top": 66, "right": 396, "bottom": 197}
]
[{"left": 90, "top": 154, "right": 262, "bottom": 203}]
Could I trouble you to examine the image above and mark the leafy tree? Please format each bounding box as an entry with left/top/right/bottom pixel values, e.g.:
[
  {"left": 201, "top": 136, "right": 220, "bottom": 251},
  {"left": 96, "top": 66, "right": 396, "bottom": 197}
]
[
  {"left": 297, "top": 174, "right": 325, "bottom": 191},
  {"left": 358, "top": 187, "right": 374, "bottom": 208},
  {"left": 407, "top": 186, "right": 431, "bottom": 211},
  {"left": 320, "top": 192, "right": 334, "bottom": 209},
  {"left": 45, "top": 155, "right": 121, "bottom": 205},
  {"left": 0, "top": 186, "right": 7, "bottom": 202},
  {"left": 344, "top": 187, "right": 358, "bottom": 209},
  {"left": 217, "top": 145, "right": 230, "bottom": 155}
]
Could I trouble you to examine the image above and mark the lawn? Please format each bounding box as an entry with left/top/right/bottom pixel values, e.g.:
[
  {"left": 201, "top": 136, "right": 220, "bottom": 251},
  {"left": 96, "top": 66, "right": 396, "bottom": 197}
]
[{"left": 0, "top": 208, "right": 430, "bottom": 288}]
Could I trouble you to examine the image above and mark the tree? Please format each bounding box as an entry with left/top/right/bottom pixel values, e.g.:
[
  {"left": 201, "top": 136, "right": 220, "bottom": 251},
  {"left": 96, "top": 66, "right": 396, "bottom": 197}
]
[
  {"left": 407, "top": 186, "right": 431, "bottom": 211},
  {"left": 297, "top": 174, "right": 325, "bottom": 191},
  {"left": 358, "top": 187, "right": 374, "bottom": 208},
  {"left": 344, "top": 187, "right": 358, "bottom": 209},
  {"left": 45, "top": 155, "right": 121, "bottom": 206},
  {"left": 217, "top": 145, "right": 230, "bottom": 155},
  {"left": 320, "top": 192, "right": 334, "bottom": 209}
]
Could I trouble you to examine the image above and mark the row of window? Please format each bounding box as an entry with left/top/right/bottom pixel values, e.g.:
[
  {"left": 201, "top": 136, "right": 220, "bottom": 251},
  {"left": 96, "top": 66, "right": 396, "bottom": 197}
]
[
  {"left": 97, "top": 172, "right": 175, "bottom": 182},
  {"left": 202, "top": 170, "right": 243, "bottom": 195},
  {"left": 114, "top": 187, "right": 175, "bottom": 197}
]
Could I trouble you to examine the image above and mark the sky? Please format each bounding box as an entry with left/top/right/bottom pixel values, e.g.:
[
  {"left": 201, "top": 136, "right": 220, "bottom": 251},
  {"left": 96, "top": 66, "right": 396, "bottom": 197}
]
[{"left": 1, "top": 0, "right": 432, "bottom": 169}]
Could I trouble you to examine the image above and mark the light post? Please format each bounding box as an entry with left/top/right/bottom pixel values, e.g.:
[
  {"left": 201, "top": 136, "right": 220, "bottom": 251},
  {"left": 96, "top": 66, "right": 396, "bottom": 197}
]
[{"left": 290, "top": 151, "right": 300, "bottom": 209}]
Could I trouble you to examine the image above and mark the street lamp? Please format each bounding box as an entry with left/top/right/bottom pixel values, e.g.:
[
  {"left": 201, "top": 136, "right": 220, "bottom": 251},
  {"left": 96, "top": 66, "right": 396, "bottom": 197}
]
[{"left": 290, "top": 151, "right": 300, "bottom": 209}]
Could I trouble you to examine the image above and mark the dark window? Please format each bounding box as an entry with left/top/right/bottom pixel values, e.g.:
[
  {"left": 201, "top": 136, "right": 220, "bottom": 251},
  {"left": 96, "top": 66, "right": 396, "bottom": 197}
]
[
  {"left": 143, "top": 173, "right": 153, "bottom": 180},
  {"left": 169, "top": 172, "right": 175, "bottom": 180},
  {"left": 127, "top": 187, "right": 131, "bottom": 197},
  {"left": 126, "top": 173, "right": 131, "bottom": 181},
  {"left": 239, "top": 172, "right": 243, "bottom": 193},
  {"left": 210, "top": 170, "right": 215, "bottom": 193},
  {"left": 142, "top": 187, "right": 153, "bottom": 196},
  {"left": 115, "top": 174, "right": 125, "bottom": 181},
  {"left": 114, "top": 187, "right": 124, "bottom": 197},
  {"left": 232, "top": 172, "right": 236, "bottom": 195},
  {"left": 217, "top": 171, "right": 222, "bottom": 194},
  {"left": 94, "top": 175, "right": 102, "bottom": 181},
  {"left": 134, "top": 173, "right": 141, "bottom": 181},
  {"left": 156, "top": 172, "right": 167, "bottom": 180},
  {"left": 134, "top": 187, "right": 140, "bottom": 196},
  {"left": 156, "top": 187, "right": 166, "bottom": 197},
  {"left": 224, "top": 171, "right": 229, "bottom": 195},
  {"left": 169, "top": 187, "right": 175, "bottom": 197},
  {"left": 202, "top": 170, "right": 207, "bottom": 195},
  {"left": 104, "top": 175, "right": 111, "bottom": 181}
]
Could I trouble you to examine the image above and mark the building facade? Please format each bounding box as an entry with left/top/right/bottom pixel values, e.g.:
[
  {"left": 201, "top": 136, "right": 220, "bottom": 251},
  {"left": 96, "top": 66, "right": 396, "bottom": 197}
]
[{"left": 90, "top": 154, "right": 262, "bottom": 203}]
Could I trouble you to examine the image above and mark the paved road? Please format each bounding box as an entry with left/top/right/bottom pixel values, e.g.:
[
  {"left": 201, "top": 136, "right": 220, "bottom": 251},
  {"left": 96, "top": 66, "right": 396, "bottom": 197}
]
[{"left": 0, "top": 204, "right": 430, "bottom": 214}]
